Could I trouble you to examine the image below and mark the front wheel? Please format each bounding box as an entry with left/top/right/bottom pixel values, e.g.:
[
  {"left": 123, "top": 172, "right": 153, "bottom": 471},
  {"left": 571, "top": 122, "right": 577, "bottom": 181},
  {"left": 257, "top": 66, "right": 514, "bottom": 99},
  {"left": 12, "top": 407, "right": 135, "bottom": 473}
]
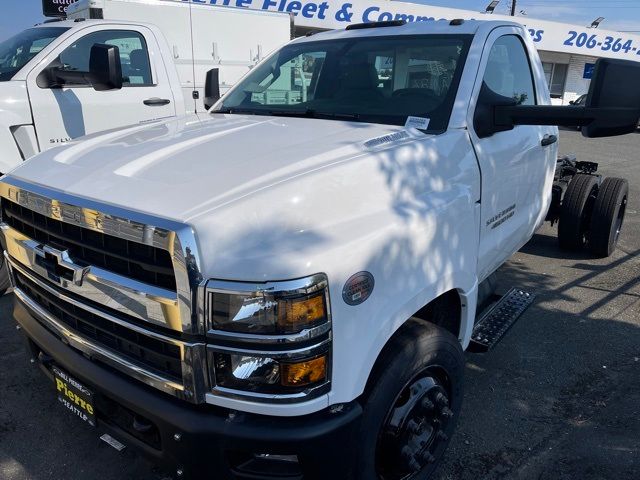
[{"left": 356, "top": 320, "right": 464, "bottom": 480}]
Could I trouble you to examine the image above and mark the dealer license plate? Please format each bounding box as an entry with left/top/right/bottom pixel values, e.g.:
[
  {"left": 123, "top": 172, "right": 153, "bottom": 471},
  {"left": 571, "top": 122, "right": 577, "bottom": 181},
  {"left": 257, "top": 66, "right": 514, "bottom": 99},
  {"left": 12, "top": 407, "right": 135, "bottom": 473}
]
[{"left": 53, "top": 366, "right": 96, "bottom": 427}]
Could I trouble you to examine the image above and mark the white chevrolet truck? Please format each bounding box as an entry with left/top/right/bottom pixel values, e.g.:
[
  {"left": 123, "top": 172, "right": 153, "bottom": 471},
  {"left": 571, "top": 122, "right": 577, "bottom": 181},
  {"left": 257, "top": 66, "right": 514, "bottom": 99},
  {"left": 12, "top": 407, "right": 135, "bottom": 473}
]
[
  {"left": 1, "top": 19, "right": 638, "bottom": 480},
  {"left": 0, "top": 0, "right": 291, "bottom": 173}
]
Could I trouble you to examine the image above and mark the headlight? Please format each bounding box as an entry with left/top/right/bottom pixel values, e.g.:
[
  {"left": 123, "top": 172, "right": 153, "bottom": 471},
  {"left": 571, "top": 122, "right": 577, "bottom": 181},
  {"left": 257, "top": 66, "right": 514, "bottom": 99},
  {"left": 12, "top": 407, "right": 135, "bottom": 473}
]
[
  {"left": 212, "top": 351, "right": 329, "bottom": 394},
  {"left": 206, "top": 274, "right": 330, "bottom": 336},
  {"left": 204, "top": 274, "right": 332, "bottom": 401}
]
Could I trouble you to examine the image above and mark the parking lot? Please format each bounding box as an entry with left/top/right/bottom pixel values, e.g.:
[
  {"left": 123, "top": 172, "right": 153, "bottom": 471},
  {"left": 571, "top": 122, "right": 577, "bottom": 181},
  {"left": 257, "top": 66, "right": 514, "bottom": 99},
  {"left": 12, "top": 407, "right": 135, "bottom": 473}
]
[{"left": 0, "top": 128, "right": 639, "bottom": 480}]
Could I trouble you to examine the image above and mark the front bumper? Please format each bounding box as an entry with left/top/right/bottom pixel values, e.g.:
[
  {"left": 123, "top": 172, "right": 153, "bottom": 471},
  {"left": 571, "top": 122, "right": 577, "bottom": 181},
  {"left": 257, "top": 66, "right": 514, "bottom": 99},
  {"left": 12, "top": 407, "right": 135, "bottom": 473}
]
[{"left": 13, "top": 297, "right": 362, "bottom": 480}]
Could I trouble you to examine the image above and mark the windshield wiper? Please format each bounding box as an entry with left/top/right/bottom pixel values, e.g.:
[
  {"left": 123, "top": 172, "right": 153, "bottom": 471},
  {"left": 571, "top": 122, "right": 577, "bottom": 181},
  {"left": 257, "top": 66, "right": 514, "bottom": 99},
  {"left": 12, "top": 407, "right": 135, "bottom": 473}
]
[
  {"left": 269, "top": 109, "right": 361, "bottom": 121},
  {"left": 211, "top": 107, "right": 266, "bottom": 115},
  {"left": 267, "top": 108, "right": 316, "bottom": 118},
  {"left": 213, "top": 107, "right": 361, "bottom": 121},
  {"left": 313, "top": 111, "right": 361, "bottom": 121}
]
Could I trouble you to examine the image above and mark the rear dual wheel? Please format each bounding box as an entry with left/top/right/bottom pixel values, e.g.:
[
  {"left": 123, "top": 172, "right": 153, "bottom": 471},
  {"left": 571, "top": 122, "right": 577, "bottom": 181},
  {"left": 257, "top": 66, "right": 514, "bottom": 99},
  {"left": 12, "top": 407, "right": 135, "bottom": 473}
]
[
  {"left": 589, "top": 178, "right": 628, "bottom": 257},
  {"left": 356, "top": 321, "right": 464, "bottom": 480},
  {"left": 558, "top": 174, "right": 599, "bottom": 251},
  {"left": 558, "top": 175, "right": 628, "bottom": 257}
]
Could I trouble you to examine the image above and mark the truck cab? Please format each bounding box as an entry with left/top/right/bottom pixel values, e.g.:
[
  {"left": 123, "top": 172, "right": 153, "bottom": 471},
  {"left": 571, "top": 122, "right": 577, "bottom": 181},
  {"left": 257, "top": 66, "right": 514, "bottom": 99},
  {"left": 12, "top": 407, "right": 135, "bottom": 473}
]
[
  {"left": 0, "top": 0, "right": 292, "bottom": 173},
  {"left": 1, "top": 18, "right": 637, "bottom": 480},
  {"left": 0, "top": 19, "right": 182, "bottom": 174}
]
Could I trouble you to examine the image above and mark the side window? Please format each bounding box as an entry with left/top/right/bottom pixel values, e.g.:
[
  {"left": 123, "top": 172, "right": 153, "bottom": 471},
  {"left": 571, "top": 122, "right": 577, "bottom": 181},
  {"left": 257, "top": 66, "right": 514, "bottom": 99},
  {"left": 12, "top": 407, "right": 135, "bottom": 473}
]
[
  {"left": 57, "top": 30, "right": 152, "bottom": 86},
  {"left": 483, "top": 35, "right": 536, "bottom": 106}
]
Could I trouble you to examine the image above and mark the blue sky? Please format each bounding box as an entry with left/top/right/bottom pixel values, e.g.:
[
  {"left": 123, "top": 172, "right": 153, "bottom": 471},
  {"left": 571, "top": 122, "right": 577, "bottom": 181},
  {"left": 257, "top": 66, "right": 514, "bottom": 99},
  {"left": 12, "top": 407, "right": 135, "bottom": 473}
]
[{"left": 1, "top": 0, "right": 638, "bottom": 39}]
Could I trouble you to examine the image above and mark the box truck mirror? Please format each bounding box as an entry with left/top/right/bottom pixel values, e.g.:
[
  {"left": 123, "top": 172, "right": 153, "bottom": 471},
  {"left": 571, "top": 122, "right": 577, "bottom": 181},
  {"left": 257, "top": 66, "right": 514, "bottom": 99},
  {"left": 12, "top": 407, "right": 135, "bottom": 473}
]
[
  {"left": 476, "top": 58, "right": 640, "bottom": 139},
  {"left": 89, "top": 44, "right": 123, "bottom": 91},
  {"left": 204, "top": 68, "right": 221, "bottom": 110}
]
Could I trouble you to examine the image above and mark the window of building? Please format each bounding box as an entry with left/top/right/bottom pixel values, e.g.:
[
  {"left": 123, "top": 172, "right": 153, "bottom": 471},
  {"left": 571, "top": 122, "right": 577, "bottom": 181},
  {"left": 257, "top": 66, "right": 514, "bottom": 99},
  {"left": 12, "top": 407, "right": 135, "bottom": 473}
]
[{"left": 542, "top": 62, "right": 568, "bottom": 98}]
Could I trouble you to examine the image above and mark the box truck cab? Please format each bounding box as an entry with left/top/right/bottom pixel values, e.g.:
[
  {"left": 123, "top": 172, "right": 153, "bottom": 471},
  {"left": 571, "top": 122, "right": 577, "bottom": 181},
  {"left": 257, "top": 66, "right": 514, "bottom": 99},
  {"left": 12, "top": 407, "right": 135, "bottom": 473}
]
[{"left": 0, "top": 0, "right": 292, "bottom": 173}]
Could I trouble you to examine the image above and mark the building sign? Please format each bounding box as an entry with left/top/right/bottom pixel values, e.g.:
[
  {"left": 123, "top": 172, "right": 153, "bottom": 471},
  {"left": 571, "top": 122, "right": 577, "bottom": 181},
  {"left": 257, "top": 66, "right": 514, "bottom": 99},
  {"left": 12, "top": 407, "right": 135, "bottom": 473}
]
[
  {"left": 185, "top": 0, "right": 640, "bottom": 62},
  {"left": 43, "top": 0, "right": 76, "bottom": 17},
  {"left": 583, "top": 63, "right": 596, "bottom": 79}
]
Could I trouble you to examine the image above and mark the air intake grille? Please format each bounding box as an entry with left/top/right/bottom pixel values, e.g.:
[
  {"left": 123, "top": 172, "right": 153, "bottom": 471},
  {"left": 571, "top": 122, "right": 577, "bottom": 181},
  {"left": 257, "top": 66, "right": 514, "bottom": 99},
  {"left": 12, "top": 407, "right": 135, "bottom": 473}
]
[
  {"left": 2, "top": 199, "right": 176, "bottom": 291},
  {"left": 14, "top": 270, "right": 183, "bottom": 381}
]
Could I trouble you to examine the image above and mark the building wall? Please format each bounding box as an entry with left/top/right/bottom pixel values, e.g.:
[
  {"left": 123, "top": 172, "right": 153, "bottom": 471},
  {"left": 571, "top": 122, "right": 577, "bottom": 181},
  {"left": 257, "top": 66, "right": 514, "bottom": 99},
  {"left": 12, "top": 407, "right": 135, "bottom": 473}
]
[
  {"left": 538, "top": 51, "right": 598, "bottom": 105},
  {"left": 564, "top": 54, "right": 598, "bottom": 104}
]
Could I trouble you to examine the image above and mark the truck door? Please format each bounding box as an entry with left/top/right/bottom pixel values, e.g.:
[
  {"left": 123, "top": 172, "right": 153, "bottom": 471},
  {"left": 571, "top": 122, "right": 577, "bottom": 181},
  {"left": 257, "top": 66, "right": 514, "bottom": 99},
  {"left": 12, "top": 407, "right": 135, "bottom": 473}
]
[
  {"left": 26, "top": 25, "right": 177, "bottom": 150},
  {"left": 469, "top": 28, "right": 558, "bottom": 281}
]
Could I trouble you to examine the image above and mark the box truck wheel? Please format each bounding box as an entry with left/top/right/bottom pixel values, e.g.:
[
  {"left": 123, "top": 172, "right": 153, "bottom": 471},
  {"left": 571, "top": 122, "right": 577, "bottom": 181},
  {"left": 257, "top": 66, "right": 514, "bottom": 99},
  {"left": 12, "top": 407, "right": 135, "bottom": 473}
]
[
  {"left": 558, "top": 173, "right": 599, "bottom": 251},
  {"left": 588, "top": 177, "right": 628, "bottom": 258},
  {"left": 356, "top": 320, "right": 464, "bottom": 480},
  {"left": 0, "top": 257, "right": 10, "bottom": 297}
]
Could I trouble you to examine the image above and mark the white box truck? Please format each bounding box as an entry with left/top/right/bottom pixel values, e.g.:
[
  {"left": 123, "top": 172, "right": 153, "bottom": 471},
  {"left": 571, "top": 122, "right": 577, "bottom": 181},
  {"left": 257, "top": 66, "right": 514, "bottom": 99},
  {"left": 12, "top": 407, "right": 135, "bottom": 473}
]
[{"left": 0, "top": 0, "right": 292, "bottom": 173}]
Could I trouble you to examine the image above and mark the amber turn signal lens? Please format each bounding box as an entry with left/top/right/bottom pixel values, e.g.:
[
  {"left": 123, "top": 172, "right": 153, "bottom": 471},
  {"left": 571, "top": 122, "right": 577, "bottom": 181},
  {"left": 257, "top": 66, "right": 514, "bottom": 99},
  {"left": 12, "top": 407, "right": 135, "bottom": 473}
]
[
  {"left": 281, "top": 356, "right": 327, "bottom": 387},
  {"left": 278, "top": 294, "right": 326, "bottom": 331}
]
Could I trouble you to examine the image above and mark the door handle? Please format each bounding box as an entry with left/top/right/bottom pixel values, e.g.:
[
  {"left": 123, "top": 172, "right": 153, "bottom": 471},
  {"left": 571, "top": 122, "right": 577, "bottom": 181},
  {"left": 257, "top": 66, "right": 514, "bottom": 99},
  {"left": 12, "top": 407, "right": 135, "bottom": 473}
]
[
  {"left": 541, "top": 134, "right": 558, "bottom": 147},
  {"left": 143, "top": 98, "right": 171, "bottom": 106}
]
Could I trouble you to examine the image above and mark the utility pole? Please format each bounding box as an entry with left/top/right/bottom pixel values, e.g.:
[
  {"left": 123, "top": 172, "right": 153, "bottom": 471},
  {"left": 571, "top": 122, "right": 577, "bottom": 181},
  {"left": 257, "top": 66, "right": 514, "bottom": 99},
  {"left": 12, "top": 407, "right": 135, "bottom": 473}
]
[{"left": 510, "top": 0, "right": 516, "bottom": 16}]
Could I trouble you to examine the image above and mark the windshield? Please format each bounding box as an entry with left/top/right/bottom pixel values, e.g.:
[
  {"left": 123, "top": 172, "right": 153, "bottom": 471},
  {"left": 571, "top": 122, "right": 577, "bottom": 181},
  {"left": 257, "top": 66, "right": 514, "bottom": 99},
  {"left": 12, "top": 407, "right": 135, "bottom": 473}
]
[
  {"left": 214, "top": 34, "right": 471, "bottom": 132},
  {"left": 0, "top": 27, "right": 69, "bottom": 82}
]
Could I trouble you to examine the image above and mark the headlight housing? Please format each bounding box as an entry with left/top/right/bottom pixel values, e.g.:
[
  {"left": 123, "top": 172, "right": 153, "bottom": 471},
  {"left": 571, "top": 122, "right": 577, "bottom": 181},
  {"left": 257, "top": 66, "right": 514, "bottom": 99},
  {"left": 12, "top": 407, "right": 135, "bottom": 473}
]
[{"left": 204, "top": 274, "right": 331, "bottom": 401}]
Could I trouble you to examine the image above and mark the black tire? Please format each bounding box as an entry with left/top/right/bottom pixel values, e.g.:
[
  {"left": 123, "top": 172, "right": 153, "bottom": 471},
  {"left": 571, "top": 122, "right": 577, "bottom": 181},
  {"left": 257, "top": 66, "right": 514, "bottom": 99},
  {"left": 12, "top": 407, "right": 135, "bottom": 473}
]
[
  {"left": 589, "top": 177, "right": 629, "bottom": 258},
  {"left": 356, "top": 320, "right": 464, "bottom": 480},
  {"left": 558, "top": 173, "right": 599, "bottom": 251},
  {"left": 0, "top": 256, "right": 10, "bottom": 297}
]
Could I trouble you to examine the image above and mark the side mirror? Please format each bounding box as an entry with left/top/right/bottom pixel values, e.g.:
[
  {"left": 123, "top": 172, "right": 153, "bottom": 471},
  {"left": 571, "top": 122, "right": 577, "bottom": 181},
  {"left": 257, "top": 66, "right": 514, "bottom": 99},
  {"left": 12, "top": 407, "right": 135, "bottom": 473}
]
[
  {"left": 204, "top": 68, "right": 221, "bottom": 110},
  {"left": 89, "top": 43, "right": 123, "bottom": 91},
  {"left": 476, "top": 58, "right": 640, "bottom": 138},
  {"left": 583, "top": 59, "right": 640, "bottom": 137}
]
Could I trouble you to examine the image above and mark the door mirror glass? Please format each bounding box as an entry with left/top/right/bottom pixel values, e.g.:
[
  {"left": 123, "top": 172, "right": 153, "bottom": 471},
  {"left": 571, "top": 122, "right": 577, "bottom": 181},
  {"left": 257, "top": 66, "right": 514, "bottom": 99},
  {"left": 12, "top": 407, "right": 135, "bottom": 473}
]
[
  {"left": 204, "top": 68, "right": 221, "bottom": 110},
  {"left": 89, "top": 43, "right": 122, "bottom": 91}
]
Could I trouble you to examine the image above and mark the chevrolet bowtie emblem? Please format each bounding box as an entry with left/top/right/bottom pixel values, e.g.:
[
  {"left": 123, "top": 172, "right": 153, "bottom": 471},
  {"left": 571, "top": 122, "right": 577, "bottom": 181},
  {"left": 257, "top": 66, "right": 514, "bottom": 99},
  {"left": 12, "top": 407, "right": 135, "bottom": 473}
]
[{"left": 34, "top": 245, "right": 90, "bottom": 287}]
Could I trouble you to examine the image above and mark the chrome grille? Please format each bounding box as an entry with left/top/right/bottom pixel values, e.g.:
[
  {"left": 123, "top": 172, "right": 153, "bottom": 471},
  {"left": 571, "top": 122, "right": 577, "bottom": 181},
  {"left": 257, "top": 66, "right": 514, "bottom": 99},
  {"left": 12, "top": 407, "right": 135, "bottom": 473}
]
[
  {"left": 1, "top": 178, "right": 209, "bottom": 404},
  {"left": 2, "top": 199, "right": 176, "bottom": 291},
  {"left": 14, "top": 269, "right": 183, "bottom": 380}
]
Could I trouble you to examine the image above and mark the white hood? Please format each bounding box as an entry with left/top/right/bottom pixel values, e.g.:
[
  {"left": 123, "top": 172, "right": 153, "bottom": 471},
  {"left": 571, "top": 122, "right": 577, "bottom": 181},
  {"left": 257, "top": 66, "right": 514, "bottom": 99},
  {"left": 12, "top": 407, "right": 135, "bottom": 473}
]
[
  {"left": 6, "top": 113, "right": 476, "bottom": 281},
  {"left": 9, "top": 114, "right": 410, "bottom": 222}
]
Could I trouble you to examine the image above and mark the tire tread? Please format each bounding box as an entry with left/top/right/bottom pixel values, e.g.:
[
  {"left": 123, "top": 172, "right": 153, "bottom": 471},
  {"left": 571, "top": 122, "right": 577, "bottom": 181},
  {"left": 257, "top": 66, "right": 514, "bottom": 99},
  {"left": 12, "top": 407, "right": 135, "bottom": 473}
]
[
  {"left": 589, "top": 177, "right": 628, "bottom": 257},
  {"left": 558, "top": 174, "right": 599, "bottom": 250}
]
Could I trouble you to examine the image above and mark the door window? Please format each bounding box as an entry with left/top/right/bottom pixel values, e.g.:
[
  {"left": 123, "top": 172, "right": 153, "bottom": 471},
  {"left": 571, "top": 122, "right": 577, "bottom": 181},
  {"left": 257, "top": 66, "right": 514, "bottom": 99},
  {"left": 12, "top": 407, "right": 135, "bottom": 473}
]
[
  {"left": 56, "top": 30, "right": 152, "bottom": 86},
  {"left": 483, "top": 35, "right": 536, "bottom": 105}
]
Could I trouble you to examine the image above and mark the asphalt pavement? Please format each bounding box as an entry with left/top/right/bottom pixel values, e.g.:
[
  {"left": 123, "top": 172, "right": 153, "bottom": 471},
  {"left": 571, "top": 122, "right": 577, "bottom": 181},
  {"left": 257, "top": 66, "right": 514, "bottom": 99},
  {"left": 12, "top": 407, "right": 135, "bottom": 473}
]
[{"left": 1, "top": 128, "right": 639, "bottom": 480}]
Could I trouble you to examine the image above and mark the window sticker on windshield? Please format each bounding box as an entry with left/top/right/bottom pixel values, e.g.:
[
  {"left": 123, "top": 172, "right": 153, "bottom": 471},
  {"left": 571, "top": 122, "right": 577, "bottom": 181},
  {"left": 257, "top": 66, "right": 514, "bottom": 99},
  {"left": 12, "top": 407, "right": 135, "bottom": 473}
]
[{"left": 405, "top": 116, "right": 430, "bottom": 130}]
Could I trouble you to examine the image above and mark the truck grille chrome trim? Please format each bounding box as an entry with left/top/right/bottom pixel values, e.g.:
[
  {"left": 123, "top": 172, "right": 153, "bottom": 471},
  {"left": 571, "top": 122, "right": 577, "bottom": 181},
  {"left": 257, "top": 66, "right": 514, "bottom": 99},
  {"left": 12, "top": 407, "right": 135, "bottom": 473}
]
[
  {"left": 0, "top": 178, "right": 205, "bottom": 335},
  {"left": 7, "top": 255, "right": 209, "bottom": 403}
]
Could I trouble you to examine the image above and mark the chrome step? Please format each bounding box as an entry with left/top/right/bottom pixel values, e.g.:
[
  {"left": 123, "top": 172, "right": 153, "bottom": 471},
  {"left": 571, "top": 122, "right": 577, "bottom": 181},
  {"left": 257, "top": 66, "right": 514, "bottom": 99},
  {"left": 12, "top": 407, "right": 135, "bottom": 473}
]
[{"left": 469, "top": 288, "right": 535, "bottom": 353}]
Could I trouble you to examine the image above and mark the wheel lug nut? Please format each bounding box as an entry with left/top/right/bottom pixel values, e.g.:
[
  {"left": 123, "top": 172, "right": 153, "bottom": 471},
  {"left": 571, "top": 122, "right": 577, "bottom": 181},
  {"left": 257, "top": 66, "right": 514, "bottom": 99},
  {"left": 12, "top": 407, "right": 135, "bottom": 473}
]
[
  {"left": 407, "top": 419, "right": 422, "bottom": 434},
  {"left": 440, "top": 407, "right": 454, "bottom": 419},
  {"left": 419, "top": 451, "right": 436, "bottom": 464},
  {"left": 434, "top": 392, "right": 449, "bottom": 407},
  {"left": 421, "top": 398, "right": 435, "bottom": 410}
]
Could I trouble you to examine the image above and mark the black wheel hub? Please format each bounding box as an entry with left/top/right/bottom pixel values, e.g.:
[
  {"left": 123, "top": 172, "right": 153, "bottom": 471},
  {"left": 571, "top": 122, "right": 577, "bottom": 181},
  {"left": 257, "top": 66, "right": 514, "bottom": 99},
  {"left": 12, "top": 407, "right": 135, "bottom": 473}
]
[{"left": 377, "top": 372, "right": 453, "bottom": 479}]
